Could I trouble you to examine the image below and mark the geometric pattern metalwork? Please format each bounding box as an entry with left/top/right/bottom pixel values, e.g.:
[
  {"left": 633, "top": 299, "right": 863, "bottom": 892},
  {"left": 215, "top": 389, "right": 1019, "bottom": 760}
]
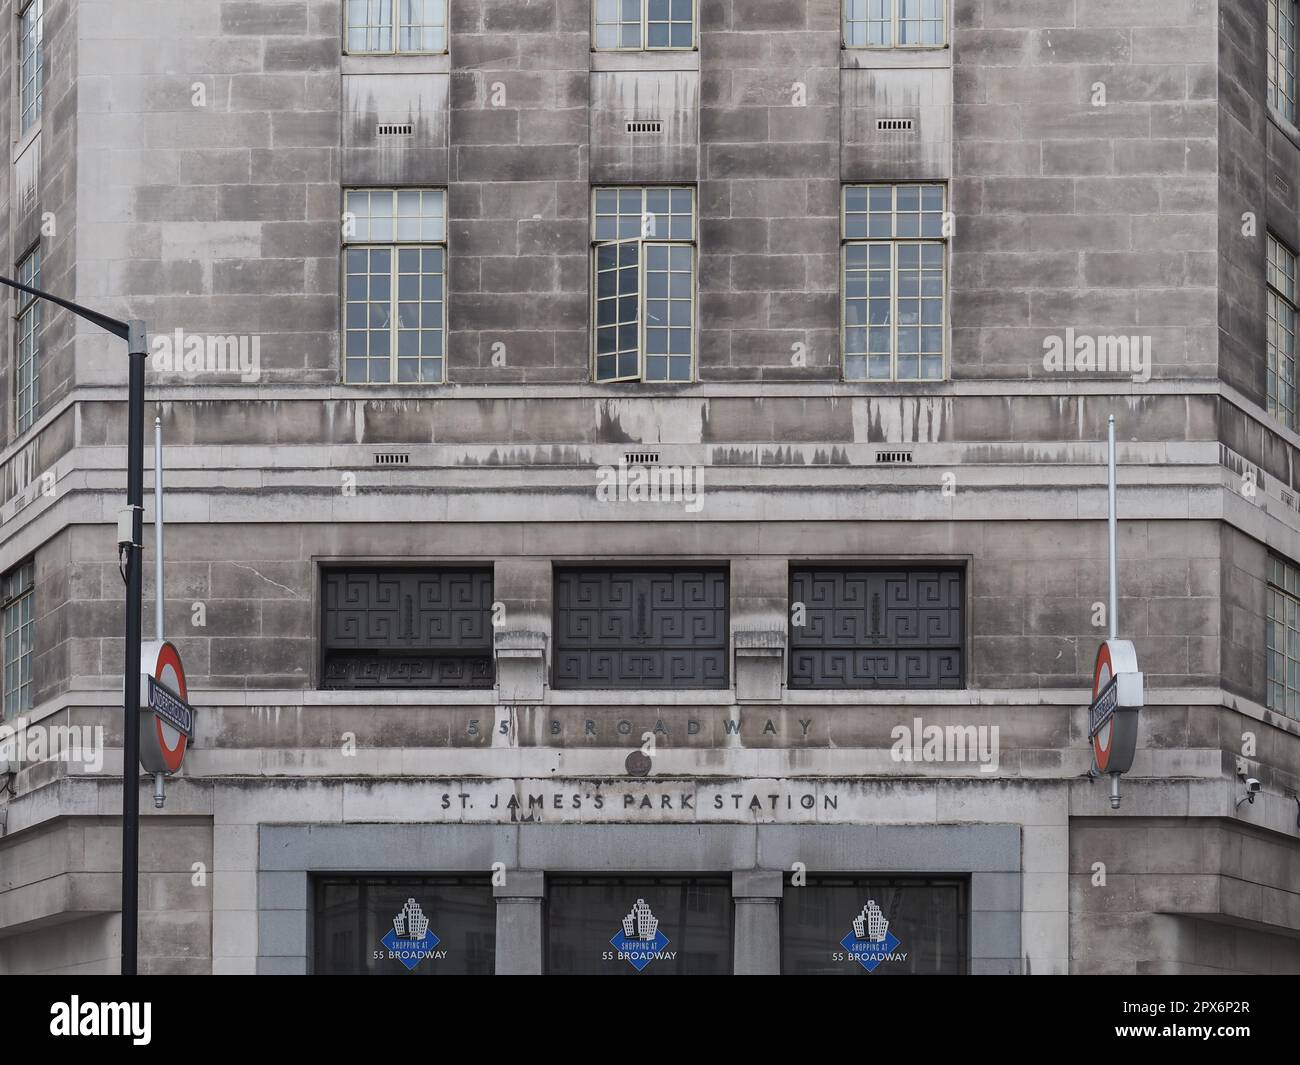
[
  {"left": 789, "top": 567, "right": 963, "bottom": 689},
  {"left": 321, "top": 569, "right": 494, "bottom": 689},
  {"left": 553, "top": 568, "right": 728, "bottom": 689}
]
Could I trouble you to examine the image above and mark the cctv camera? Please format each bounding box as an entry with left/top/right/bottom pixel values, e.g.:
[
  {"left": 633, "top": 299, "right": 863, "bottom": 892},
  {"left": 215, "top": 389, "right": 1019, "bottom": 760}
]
[{"left": 1236, "top": 779, "right": 1263, "bottom": 809}]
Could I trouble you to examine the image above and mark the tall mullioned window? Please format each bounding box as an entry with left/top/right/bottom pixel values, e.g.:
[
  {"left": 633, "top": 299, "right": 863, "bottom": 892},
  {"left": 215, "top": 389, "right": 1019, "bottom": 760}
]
[
  {"left": 1268, "top": 234, "right": 1298, "bottom": 430},
  {"left": 842, "top": 184, "right": 947, "bottom": 381},
  {"left": 594, "top": 0, "right": 695, "bottom": 50},
  {"left": 592, "top": 187, "right": 696, "bottom": 383},
  {"left": 19, "top": 0, "right": 43, "bottom": 133},
  {"left": 15, "top": 247, "right": 41, "bottom": 434},
  {"left": 2, "top": 560, "right": 35, "bottom": 719},
  {"left": 1267, "top": 555, "right": 1300, "bottom": 719},
  {"left": 343, "top": 189, "right": 446, "bottom": 384},
  {"left": 1268, "top": 0, "right": 1298, "bottom": 124},
  {"left": 344, "top": 0, "right": 446, "bottom": 54},
  {"left": 844, "top": 0, "right": 945, "bottom": 48}
]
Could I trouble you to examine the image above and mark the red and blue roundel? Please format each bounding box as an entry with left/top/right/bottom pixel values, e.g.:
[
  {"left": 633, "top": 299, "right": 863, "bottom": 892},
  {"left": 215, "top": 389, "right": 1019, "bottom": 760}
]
[{"left": 141, "top": 640, "right": 190, "bottom": 774}]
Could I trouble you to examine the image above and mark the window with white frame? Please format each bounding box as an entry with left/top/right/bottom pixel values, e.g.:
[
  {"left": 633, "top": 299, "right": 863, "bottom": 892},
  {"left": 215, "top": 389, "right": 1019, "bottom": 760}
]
[
  {"left": 1268, "top": 234, "right": 1298, "bottom": 430},
  {"left": 19, "top": 0, "right": 43, "bottom": 133},
  {"left": 1268, "top": 554, "right": 1300, "bottom": 719},
  {"left": 592, "top": 187, "right": 695, "bottom": 383},
  {"left": 594, "top": 0, "right": 695, "bottom": 51},
  {"left": 343, "top": 189, "right": 446, "bottom": 384},
  {"left": 1268, "top": 0, "right": 1298, "bottom": 124},
  {"left": 2, "top": 560, "right": 34, "bottom": 719},
  {"left": 344, "top": 0, "right": 446, "bottom": 54},
  {"left": 842, "top": 184, "right": 947, "bottom": 381},
  {"left": 15, "top": 247, "right": 41, "bottom": 434},
  {"left": 844, "top": 0, "right": 945, "bottom": 48}
]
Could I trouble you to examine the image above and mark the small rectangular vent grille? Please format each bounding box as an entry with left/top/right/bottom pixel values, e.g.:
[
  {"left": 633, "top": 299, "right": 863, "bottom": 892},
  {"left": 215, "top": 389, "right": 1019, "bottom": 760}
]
[
  {"left": 875, "top": 450, "right": 913, "bottom": 464},
  {"left": 876, "top": 118, "right": 915, "bottom": 132},
  {"left": 624, "top": 451, "right": 659, "bottom": 465},
  {"left": 374, "top": 452, "right": 410, "bottom": 465},
  {"left": 377, "top": 123, "right": 414, "bottom": 137},
  {"left": 1274, "top": 172, "right": 1292, "bottom": 195},
  {"left": 626, "top": 121, "right": 663, "bottom": 134}
]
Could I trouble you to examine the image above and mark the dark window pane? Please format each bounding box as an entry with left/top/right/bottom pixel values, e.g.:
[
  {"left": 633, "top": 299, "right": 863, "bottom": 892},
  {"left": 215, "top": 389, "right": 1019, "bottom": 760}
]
[
  {"left": 314, "top": 876, "right": 495, "bottom": 975},
  {"left": 547, "top": 877, "right": 732, "bottom": 975},
  {"left": 782, "top": 877, "right": 967, "bottom": 975}
]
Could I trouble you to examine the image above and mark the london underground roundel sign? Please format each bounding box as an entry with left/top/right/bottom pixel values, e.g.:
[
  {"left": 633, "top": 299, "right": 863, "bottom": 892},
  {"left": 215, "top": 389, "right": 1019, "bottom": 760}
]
[
  {"left": 1089, "top": 639, "right": 1143, "bottom": 775},
  {"left": 139, "top": 640, "right": 195, "bottom": 775}
]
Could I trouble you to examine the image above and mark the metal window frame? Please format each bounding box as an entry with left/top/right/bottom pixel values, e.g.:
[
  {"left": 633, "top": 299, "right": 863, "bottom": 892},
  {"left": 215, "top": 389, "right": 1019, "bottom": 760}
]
[
  {"left": 1267, "top": 232, "right": 1299, "bottom": 431},
  {"left": 1, "top": 559, "right": 35, "bottom": 719},
  {"left": 592, "top": 0, "right": 698, "bottom": 53},
  {"left": 843, "top": 0, "right": 947, "bottom": 50},
  {"left": 342, "top": 188, "right": 448, "bottom": 386},
  {"left": 841, "top": 184, "right": 948, "bottom": 382},
  {"left": 1267, "top": 554, "right": 1300, "bottom": 719},
  {"left": 592, "top": 236, "right": 643, "bottom": 383},
  {"left": 1268, "top": 0, "right": 1299, "bottom": 123},
  {"left": 18, "top": 0, "right": 43, "bottom": 134},
  {"left": 590, "top": 186, "right": 697, "bottom": 384},
  {"left": 342, "top": 0, "right": 448, "bottom": 56},
  {"left": 14, "top": 244, "right": 41, "bottom": 435}
]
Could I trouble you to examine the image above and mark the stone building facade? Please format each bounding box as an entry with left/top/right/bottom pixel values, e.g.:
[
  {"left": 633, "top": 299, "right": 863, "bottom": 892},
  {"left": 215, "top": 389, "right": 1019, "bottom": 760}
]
[{"left": 1, "top": 0, "right": 1299, "bottom": 974}]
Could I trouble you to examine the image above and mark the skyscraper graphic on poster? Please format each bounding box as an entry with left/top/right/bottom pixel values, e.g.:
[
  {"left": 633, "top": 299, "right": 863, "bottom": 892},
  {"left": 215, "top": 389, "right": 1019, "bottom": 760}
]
[
  {"left": 838, "top": 899, "right": 908, "bottom": 972},
  {"left": 376, "top": 898, "right": 447, "bottom": 971},
  {"left": 606, "top": 898, "right": 676, "bottom": 971}
]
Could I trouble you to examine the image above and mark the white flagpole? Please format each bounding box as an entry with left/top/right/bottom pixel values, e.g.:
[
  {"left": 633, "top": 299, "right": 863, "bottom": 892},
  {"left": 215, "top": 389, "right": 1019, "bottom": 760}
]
[
  {"left": 153, "top": 416, "right": 166, "bottom": 809},
  {"left": 156, "top": 416, "right": 166, "bottom": 637},
  {"left": 1108, "top": 414, "right": 1117, "bottom": 641}
]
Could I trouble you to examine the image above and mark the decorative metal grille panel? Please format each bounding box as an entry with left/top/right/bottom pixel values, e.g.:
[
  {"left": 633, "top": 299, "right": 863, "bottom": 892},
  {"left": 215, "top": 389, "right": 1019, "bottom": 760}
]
[
  {"left": 321, "top": 569, "right": 493, "bottom": 689},
  {"left": 789, "top": 567, "right": 963, "bottom": 689},
  {"left": 553, "top": 568, "right": 728, "bottom": 689}
]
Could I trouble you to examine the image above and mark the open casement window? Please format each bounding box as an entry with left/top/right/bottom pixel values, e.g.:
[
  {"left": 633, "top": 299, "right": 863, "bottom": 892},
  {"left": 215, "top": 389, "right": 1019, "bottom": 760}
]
[
  {"left": 592, "top": 187, "right": 696, "bottom": 384},
  {"left": 594, "top": 238, "right": 642, "bottom": 382}
]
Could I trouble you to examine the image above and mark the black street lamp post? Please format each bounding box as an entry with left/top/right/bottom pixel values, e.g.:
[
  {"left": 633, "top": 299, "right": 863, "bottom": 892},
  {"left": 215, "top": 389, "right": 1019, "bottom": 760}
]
[{"left": 0, "top": 273, "right": 146, "bottom": 976}]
